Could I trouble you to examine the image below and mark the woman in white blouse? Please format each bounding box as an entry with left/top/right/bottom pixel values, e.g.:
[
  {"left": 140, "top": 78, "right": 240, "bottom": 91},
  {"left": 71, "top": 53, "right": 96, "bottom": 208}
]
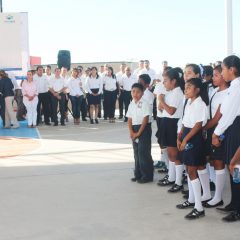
[
  {"left": 68, "top": 68, "right": 84, "bottom": 125},
  {"left": 103, "top": 67, "right": 118, "bottom": 123},
  {"left": 85, "top": 67, "right": 103, "bottom": 124}
]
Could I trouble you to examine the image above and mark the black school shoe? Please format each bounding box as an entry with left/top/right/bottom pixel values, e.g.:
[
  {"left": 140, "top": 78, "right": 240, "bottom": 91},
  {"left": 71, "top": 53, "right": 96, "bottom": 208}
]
[
  {"left": 157, "top": 179, "right": 174, "bottom": 186},
  {"left": 131, "top": 177, "right": 138, "bottom": 182},
  {"left": 216, "top": 203, "right": 234, "bottom": 213},
  {"left": 168, "top": 184, "right": 183, "bottom": 193},
  {"left": 176, "top": 200, "right": 194, "bottom": 209},
  {"left": 185, "top": 209, "right": 205, "bottom": 220},
  {"left": 222, "top": 211, "right": 240, "bottom": 222},
  {"left": 204, "top": 200, "right": 224, "bottom": 208},
  {"left": 157, "top": 167, "right": 168, "bottom": 173},
  {"left": 158, "top": 174, "right": 169, "bottom": 182},
  {"left": 137, "top": 179, "right": 153, "bottom": 184}
]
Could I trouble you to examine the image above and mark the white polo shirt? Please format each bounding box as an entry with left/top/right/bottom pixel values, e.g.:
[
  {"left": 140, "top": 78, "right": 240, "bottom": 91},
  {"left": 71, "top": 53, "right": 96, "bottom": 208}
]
[
  {"left": 33, "top": 74, "right": 49, "bottom": 93},
  {"left": 68, "top": 77, "right": 83, "bottom": 96},
  {"left": 49, "top": 76, "right": 66, "bottom": 93},
  {"left": 103, "top": 76, "right": 117, "bottom": 91},
  {"left": 116, "top": 71, "right": 125, "bottom": 83},
  {"left": 139, "top": 68, "right": 156, "bottom": 84},
  {"left": 85, "top": 76, "right": 103, "bottom": 94},
  {"left": 119, "top": 74, "right": 137, "bottom": 91},
  {"left": 182, "top": 96, "right": 208, "bottom": 128},
  {"left": 154, "top": 82, "right": 167, "bottom": 118},
  {"left": 162, "top": 87, "right": 184, "bottom": 119},
  {"left": 126, "top": 98, "right": 152, "bottom": 125}
]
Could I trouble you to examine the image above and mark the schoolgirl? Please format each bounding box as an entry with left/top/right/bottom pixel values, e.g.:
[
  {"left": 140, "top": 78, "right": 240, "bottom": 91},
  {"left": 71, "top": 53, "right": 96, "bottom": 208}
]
[
  {"left": 103, "top": 67, "right": 118, "bottom": 123},
  {"left": 212, "top": 55, "right": 240, "bottom": 222},
  {"left": 157, "top": 68, "right": 185, "bottom": 194},
  {"left": 203, "top": 65, "right": 229, "bottom": 208},
  {"left": 176, "top": 78, "right": 209, "bottom": 219},
  {"left": 86, "top": 67, "right": 103, "bottom": 124}
]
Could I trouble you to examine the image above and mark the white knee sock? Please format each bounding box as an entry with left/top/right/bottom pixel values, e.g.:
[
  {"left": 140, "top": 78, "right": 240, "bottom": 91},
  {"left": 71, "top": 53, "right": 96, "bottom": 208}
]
[
  {"left": 207, "top": 169, "right": 226, "bottom": 205},
  {"left": 191, "top": 178, "right": 203, "bottom": 211},
  {"left": 175, "top": 165, "right": 184, "bottom": 186},
  {"left": 198, "top": 169, "right": 212, "bottom": 201},
  {"left": 162, "top": 148, "right": 169, "bottom": 169},
  {"left": 207, "top": 163, "right": 216, "bottom": 184},
  {"left": 168, "top": 161, "right": 176, "bottom": 182},
  {"left": 188, "top": 176, "right": 195, "bottom": 204}
]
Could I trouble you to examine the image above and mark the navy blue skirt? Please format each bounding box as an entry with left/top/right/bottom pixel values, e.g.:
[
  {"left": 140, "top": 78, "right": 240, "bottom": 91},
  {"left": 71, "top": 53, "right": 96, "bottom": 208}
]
[
  {"left": 87, "top": 88, "right": 101, "bottom": 105},
  {"left": 224, "top": 116, "right": 240, "bottom": 165},
  {"left": 157, "top": 117, "right": 178, "bottom": 148},
  {"left": 181, "top": 127, "right": 206, "bottom": 166}
]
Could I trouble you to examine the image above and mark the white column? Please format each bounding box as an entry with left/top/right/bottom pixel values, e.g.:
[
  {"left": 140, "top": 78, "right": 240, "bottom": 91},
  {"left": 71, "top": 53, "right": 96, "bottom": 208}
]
[{"left": 225, "top": 0, "right": 233, "bottom": 55}]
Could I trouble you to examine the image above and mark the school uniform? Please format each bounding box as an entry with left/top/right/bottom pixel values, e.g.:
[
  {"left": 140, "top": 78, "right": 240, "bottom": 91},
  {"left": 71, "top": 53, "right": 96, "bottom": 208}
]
[
  {"left": 214, "top": 78, "right": 240, "bottom": 214},
  {"left": 49, "top": 76, "right": 66, "bottom": 125},
  {"left": 85, "top": 76, "right": 103, "bottom": 105},
  {"left": 33, "top": 74, "right": 50, "bottom": 125},
  {"left": 119, "top": 74, "right": 137, "bottom": 120},
  {"left": 45, "top": 73, "right": 54, "bottom": 122},
  {"left": 103, "top": 76, "right": 118, "bottom": 119},
  {"left": 126, "top": 98, "right": 154, "bottom": 181},
  {"left": 154, "top": 82, "right": 167, "bottom": 147},
  {"left": 206, "top": 88, "right": 228, "bottom": 161},
  {"left": 62, "top": 75, "right": 70, "bottom": 120},
  {"left": 160, "top": 87, "right": 184, "bottom": 148},
  {"left": 181, "top": 97, "right": 208, "bottom": 166},
  {"left": 139, "top": 68, "right": 156, "bottom": 85},
  {"left": 116, "top": 71, "right": 125, "bottom": 118},
  {"left": 68, "top": 77, "right": 84, "bottom": 120}
]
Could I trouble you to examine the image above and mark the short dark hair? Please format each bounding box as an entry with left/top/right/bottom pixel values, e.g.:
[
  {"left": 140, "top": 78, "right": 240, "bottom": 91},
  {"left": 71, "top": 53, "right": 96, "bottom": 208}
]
[
  {"left": 46, "top": 65, "right": 51, "bottom": 69},
  {"left": 203, "top": 65, "right": 213, "bottom": 77},
  {"left": 36, "top": 65, "right": 43, "bottom": 71},
  {"left": 131, "top": 83, "right": 144, "bottom": 92},
  {"left": 139, "top": 74, "right": 151, "bottom": 85},
  {"left": 223, "top": 55, "right": 240, "bottom": 77}
]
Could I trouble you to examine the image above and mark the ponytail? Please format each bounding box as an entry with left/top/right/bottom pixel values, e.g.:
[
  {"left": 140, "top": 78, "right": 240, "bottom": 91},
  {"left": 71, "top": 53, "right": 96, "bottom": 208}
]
[{"left": 165, "top": 67, "right": 185, "bottom": 92}]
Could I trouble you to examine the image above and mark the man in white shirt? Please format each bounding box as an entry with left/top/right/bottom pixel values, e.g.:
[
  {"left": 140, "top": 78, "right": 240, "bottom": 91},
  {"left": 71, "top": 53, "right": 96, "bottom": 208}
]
[
  {"left": 49, "top": 68, "right": 67, "bottom": 126},
  {"left": 139, "top": 60, "right": 157, "bottom": 85},
  {"left": 116, "top": 63, "right": 126, "bottom": 119},
  {"left": 133, "top": 60, "right": 144, "bottom": 78},
  {"left": 33, "top": 65, "right": 50, "bottom": 125},
  {"left": 119, "top": 67, "right": 137, "bottom": 122},
  {"left": 45, "top": 65, "right": 53, "bottom": 122}
]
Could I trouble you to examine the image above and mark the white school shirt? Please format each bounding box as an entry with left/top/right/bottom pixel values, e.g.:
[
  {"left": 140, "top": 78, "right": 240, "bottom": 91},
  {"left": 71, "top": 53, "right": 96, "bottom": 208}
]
[
  {"left": 33, "top": 74, "right": 49, "bottom": 93},
  {"left": 162, "top": 87, "right": 184, "bottom": 119},
  {"left": 142, "top": 88, "right": 154, "bottom": 122},
  {"left": 214, "top": 77, "right": 240, "bottom": 136},
  {"left": 133, "top": 67, "right": 143, "bottom": 78},
  {"left": 85, "top": 76, "right": 103, "bottom": 94},
  {"left": 68, "top": 77, "right": 83, "bottom": 96},
  {"left": 126, "top": 98, "right": 152, "bottom": 125},
  {"left": 153, "top": 82, "right": 167, "bottom": 118},
  {"left": 182, "top": 96, "right": 208, "bottom": 128},
  {"left": 49, "top": 76, "right": 66, "bottom": 92},
  {"left": 103, "top": 76, "right": 117, "bottom": 91},
  {"left": 45, "top": 73, "right": 53, "bottom": 83},
  {"left": 209, "top": 87, "right": 228, "bottom": 119},
  {"left": 119, "top": 74, "right": 137, "bottom": 91},
  {"left": 139, "top": 68, "right": 156, "bottom": 84},
  {"left": 116, "top": 71, "right": 125, "bottom": 83}
]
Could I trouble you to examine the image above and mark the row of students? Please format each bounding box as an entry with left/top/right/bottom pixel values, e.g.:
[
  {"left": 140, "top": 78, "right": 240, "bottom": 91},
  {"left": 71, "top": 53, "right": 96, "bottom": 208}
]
[{"left": 127, "top": 55, "right": 240, "bottom": 222}]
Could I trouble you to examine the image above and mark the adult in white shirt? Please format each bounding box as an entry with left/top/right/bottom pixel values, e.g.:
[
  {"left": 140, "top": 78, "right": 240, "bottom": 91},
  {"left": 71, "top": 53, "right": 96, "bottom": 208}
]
[
  {"left": 119, "top": 67, "right": 137, "bottom": 122},
  {"left": 116, "top": 63, "right": 126, "bottom": 119},
  {"left": 133, "top": 60, "right": 144, "bottom": 78},
  {"left": 61, "top": 67, "right": 70, "bottom": 122},
  {"left": 45, "top": 65, "right": 54, "bottom": 122},
  {"left": 98, "top": 65, "right": 105, "bottom": 77},
  {"left": 68, "top": 68, "right": 84, "bottom": 125},
  {"left": 85, "top": 67, "right": 103, "bottom": 124},
  {"left": 103, "top": 66, "right": 118, "bottom": 123},
  {"left": 139, "top": 60, "right": 156, "bottom": 86},
  {"left": 33, "top": 65, "right": 50, "bottom": 125},
  {"left": 49, "top": 68, "right": 67, "bottom": 126}
]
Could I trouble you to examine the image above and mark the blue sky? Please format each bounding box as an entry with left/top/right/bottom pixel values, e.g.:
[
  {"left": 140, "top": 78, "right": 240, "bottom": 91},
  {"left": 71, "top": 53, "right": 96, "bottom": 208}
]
[{"left": 3, "top": 0, "right": 240, "bottom": 69}]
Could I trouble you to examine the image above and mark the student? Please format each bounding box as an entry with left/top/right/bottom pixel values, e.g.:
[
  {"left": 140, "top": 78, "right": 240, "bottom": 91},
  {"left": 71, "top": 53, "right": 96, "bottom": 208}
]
[
  {"left": 103, "top": 67, "right": 118, "bottom": 123},
  {"left": 203, "top": 65, "right": 214, "bottom": 98},
  {"left": 127, "top": 83, "right": 154, "bottom": 183},
  {"left": 49, "top": 68, "right": 67, "bottom": 126},
  {"left": 68, "top": 68, "right": 84, "bottom": 125},
  {"left": 116, "top": 63, "right": 126, "bottom": 119},
  {"left": 0, "top": 70, "right": 19, "bottom": 128},
  {"left": 202, "top": 65, "right": 228, "bottom": 208},
  {"left": 33, "top": 65, "right": 50, "bottom": 126},
  {"left": 119, "top": 67, "right": 137, "bottom": 122},
  {"left": 212, "top": 55, "right": 240, "bottom": 221},
  {"left": 22, "top": 71, "right": 38, "bottom": 128},
  {"left": 86, "top": 67, "right": 103, "bottom": 124},
  {"left": 157, "top": 68, "right": 185, "bottom": 193},
  {"left": 139, "top": 60, "right": 156, "bottom": 85},
  {"left": 176, "top": 78, "right": 209, "bottom": 219}
]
